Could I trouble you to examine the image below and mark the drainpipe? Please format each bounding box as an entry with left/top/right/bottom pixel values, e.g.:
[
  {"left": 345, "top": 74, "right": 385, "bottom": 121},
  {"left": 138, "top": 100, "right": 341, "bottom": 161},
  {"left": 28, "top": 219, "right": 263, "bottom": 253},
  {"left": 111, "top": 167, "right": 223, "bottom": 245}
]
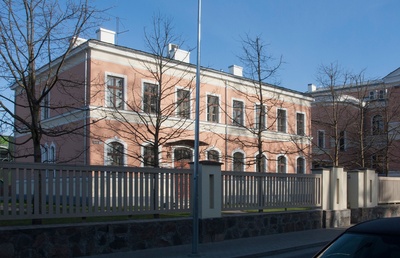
[
  {"left": 83, "top": 49, "right": 88, "bottom": 165},
  {"left": 225, "top": 80, "right": 228, "bottom": 169}
]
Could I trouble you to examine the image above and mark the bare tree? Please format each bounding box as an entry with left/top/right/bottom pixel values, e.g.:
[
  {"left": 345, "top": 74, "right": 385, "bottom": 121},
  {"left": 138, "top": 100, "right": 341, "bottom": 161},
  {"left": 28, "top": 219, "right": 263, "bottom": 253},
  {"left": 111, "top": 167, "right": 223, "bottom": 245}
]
[
  {"left": 102, "top": 13, "right": 196, "bottom": 168},
  {"left": 224, "top": 34, "right": 288, "bottom": 172},
  {"left": 0, "top": 0, "right": 99, "bottom": 163},
  {"left": 312, "top": 63, "right": 356, "bottom": 167}
]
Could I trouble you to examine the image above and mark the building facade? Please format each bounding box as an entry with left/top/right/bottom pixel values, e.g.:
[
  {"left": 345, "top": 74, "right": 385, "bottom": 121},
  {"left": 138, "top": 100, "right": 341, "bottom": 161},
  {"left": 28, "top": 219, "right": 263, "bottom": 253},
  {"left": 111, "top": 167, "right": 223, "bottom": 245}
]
[
  {"left": 14, "top": 28, "right": 313, "bottom": 173},
  {"left": 309, "top": 68, "right": 400, "bottom": 174}
]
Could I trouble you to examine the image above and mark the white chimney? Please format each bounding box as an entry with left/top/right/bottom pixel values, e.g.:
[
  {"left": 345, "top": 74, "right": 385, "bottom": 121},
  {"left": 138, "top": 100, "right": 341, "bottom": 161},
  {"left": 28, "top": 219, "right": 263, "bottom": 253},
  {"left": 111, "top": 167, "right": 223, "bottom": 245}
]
[
  {"left": 229, "top": 65, "right": 243, "bottom": 77},
  {"left": 71, "top": 36, "right": 87, "bottom": 48},
  {"left": 168, "top": 43, "right": 190, "bottom": 63},
  {"left": 96, "top": 28, "right": 116, "bottom": 44},
  {"left": 308, "top": 83, "right": 317, "bottom": 92}
]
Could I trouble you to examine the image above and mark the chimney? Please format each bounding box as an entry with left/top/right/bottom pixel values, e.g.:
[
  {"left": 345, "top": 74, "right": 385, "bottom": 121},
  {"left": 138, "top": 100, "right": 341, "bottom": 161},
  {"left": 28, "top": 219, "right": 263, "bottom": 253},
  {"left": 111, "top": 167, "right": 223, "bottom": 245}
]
[
  {"left": 308, "top": 83, "right": 317, "bottom": 92},
  {"left": 228, "top": 65, "right": 243, "bottom": 77},
  {"left": 96, "top": 28, "right": 116, "bottom": 44},
  {"left": 71, "top": 36, "right": 87, "bottom": 48},
  {"left": 168, "top": 43, "right": 190, "bottom": 63}
]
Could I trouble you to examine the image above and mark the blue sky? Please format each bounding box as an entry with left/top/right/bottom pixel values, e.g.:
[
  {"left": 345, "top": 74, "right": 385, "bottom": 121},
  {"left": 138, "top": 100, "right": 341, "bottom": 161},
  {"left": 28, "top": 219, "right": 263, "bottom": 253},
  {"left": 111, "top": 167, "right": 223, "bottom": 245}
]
[{"left": 94, "top": 0, "right": 400, "bottom": 93}]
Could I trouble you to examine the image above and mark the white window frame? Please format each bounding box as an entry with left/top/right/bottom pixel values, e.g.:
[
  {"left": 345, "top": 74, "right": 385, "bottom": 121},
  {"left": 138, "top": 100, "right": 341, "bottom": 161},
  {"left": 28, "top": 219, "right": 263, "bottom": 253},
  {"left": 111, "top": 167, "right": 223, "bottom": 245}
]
[
  {"left": 296, "top": 112, "right": 306, "bottom": 136},
  {"left": 254, "top": 104, "right": 266, "bottom": 130},
  {"left": 277, "top": 108, "right": 287, "bottom": 133},
  {"left": 232, "top": 98, "right": 245, "bottom": 126},
  {"left": 175, "top": 87, "right": 191, "bottom": 119},
  {"left": 105, "top": 72, "right": 127, "bottom": 109},
  {"left": 277, "top": 155, "right": 287, "bottom": 173},
  {"left": 104, "top": 138, "right": 127, "bottom": 166},
  {"left": 206, "top": 93, "right": 220, "bottom": 123},
  {"left": 232, "top": 149, "right": 246, "bottom": 172}
]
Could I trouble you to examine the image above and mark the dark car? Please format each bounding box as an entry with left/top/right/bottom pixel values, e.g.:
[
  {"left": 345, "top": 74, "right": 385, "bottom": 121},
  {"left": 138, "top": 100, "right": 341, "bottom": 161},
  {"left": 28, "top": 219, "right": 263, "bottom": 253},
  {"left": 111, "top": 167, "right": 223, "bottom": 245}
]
[{"left": 314, "top": 217, "right": 400, "bottom": 257}]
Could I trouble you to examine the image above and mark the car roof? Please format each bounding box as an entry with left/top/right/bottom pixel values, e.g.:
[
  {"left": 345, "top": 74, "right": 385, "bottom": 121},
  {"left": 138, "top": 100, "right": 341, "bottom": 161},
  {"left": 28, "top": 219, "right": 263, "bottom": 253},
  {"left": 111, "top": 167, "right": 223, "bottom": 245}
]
[{"left": 347, "top": 217, "right": 400, "bottom": 235}]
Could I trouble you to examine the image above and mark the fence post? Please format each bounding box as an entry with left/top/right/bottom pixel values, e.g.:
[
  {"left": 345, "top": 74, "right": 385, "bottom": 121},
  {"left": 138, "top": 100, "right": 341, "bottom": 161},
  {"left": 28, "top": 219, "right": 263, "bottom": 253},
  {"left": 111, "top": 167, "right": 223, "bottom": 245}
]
[
  {"left": 312, "top": 167, "right": 350, "bottom": 228},
  {"left": 348, "top": 169, "right": 378, "bottom": 208},
  {"left": 191, "top": 161, "right": 222, "bottom": 219}
]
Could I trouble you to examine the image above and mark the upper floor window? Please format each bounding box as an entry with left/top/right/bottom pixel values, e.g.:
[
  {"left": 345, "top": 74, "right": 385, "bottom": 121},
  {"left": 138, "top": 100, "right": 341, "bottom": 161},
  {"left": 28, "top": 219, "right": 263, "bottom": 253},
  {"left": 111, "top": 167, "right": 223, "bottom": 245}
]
[
  {"left": 255, "top": 104, "right": 266, "bottom": 130},
  {"left": 176, "top": 89, "right": 190, "bottom": 118},
  {"left": 143, "top": 144, "right": 156, "bottom": 167},
  {"left": 277, "top": 155, "right": 286, "bottom": 173},
  {"left": 41, "top": 90, "right": 50, "bottom": 120},
  {"left": 372, "top": 115, "right": 384, "bottom": 135},
  {"left": 233, "top": 151, "right": 244, "bottom": 171},
  {"left": 296, "top": 113, "right": 305, "bottom": 136},
  {"left": 106, "top": 75, "right": 124, "bottom": 109},
  {"left": 297, "top": 157, "right": 305, "bottom": 174},
  {"left": 339, "top": 131, "right": 346, "bottom": 151},
  {"left": 378, "top": 89, "right": 386, "bottom": 100},
  {"left": 106, "top": 141, "right": 124, "bottom": 166},
  {"left": 207, "top": 95, "right": 219, "bottom": 123},
  {"left": 317, "top": 130, "right": 325, "bottom": 148},
  {"left": 207, "top": 149, "right": 219, "bottom": 162},
  {"left": 277, "top": 109, "right": 287, "bottom": 133},
  {"left": 232, "top": 100, "right": 244, "bottom": 126},
  {"left": 143, "top": 82, "right": 159, "bottom": 114}
]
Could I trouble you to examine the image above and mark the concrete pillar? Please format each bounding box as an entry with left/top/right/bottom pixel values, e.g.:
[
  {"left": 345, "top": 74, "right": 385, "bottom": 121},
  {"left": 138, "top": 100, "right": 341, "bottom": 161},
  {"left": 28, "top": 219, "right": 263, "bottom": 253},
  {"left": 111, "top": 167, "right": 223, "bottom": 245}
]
[
  {"left": 348, "top": 169, "right": 378, "bottom": 208},
  {"left": 191, "top": 161, "right": 222, "bottom": 219},
  {"left": 312, "top": 167, "right": 350, "bottom": 228}
]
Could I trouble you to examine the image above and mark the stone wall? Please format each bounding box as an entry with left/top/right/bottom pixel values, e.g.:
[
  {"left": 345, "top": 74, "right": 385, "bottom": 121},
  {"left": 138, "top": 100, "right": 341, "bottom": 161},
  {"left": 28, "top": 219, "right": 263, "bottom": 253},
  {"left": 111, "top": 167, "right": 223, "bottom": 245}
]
[
  {"left": 0, "top": 210, "right": 323, "bottom": 258},
  {"left": 351, "top": 205, "right": 400, "bottom": 224}
]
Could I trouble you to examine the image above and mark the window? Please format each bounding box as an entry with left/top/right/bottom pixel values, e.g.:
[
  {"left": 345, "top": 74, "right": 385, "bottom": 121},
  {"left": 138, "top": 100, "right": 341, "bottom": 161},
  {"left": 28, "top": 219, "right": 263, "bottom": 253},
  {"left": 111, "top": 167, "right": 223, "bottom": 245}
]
[
  {"left": 143, "top": 82, "right": 158, "bottom": 114},
  {"left": 372, "top": 115, "right": 384, "bottom": 135},
  {"left": 207, "top": 150, "right": 219, "bottom": 162},
  {"left": 318, "top": 130, "right": 325, "bottom": 148},
  {"left": 41, "top": 143, "right": 56, "bottom": 163},
  {"left": 177, "top": 89, "right": 190, "bottom": 118},
  {"left": 369, "top": 91, "right": 375, "bottom": 100},
  {"left": 297, "top": 113, "right": 305, "bottom": 136},
  {"left": 378, "top": 89, "right": 386, "bottom": 100},
  {"left": 41, "top": 90, "right": 50, "bottom": 120},
  {"left": 255, "top": 104, "right": 266, "bottom": 129},
  {"left": 297, "top": 157, "right": 305, "bottom": 174},
  {"left": 143, "top": 145, "right": 156, "bottom": 167},
  {"left": 277, "top": 109, "right": 287, "bottom": 133},
  {"left": 233, "top": 152, "right": 244, "bottom": 171},
  {"left": 106, "top": 75, "right": 124, "bottom": 109},
  {"left": 339, "top": 131, "right": 346, "bottom": 151},
  {"left": 207, "top": 95, "right": 219, "bottom": 123},
  {"left": 277, "top": 155, "right": 286, "bottom": 173},
  {"left": 232, "top": 100, "right": 244, "bottom": 126},
  {"left": 106, "top": 142, "right": 124, "bottom": 166},
  {"left": 174, "top": 147, "right": 193, "bottom": 168},
  {"left": 255, "top": 154, "right": 267, "bottom": 172}
]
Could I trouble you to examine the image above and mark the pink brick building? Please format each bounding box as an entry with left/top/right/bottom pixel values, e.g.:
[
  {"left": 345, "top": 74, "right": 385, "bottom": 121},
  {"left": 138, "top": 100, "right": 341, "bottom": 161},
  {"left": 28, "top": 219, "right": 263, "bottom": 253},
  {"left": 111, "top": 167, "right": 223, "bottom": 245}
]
[
  {"left": 309, "top": 68, "right": 400, "bottom": 174},
  {"left": 14, "top": 28, "right": 313, "bottom": 173}
]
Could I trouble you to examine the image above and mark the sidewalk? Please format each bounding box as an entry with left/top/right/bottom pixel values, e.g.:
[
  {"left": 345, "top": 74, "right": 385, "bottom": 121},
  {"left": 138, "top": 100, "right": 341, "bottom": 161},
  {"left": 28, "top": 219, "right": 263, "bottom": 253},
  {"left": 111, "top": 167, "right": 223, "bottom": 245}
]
[{"left": 85, "top": 227, "right": 347, "bottom": 258}]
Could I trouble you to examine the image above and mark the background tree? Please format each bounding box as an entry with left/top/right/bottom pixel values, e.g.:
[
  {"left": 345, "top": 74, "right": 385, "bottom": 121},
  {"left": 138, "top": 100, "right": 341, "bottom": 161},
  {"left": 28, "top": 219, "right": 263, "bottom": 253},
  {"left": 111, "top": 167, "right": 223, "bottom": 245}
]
[
  {"left": 102, "top": 13, "right": 196, "bottom": 168},
  {"left": 312, "top": 62, "right": 356, "bottom": 167},
  {"left": 0, "top": 0, "right": 99, "bottom": 163}
]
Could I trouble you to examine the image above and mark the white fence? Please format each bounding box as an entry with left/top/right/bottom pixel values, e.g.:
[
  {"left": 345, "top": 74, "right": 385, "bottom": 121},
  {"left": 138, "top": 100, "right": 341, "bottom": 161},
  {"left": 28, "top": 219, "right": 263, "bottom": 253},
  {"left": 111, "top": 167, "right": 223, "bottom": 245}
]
[
  {"left": 0, "top": 162, "right": 323, "bottom": 221},
  {"left": 378, "top": 177, "right": 400, "bottom": 204},
  {"left": 222, "top": 171, "right": 322, "bottom": 210},
  {"left": 0, "top": 163, "right": 192, "bottom": 220}
]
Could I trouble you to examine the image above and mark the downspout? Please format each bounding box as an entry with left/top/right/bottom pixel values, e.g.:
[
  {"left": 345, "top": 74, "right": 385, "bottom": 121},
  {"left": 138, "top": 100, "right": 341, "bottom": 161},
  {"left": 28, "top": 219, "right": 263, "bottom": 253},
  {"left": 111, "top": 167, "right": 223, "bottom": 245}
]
[
  {"left": 83, "top": 49, "right": 88, "bottom": 165},
  {"left": 225, "top": 80, "right": 228, "bottom": 169}
]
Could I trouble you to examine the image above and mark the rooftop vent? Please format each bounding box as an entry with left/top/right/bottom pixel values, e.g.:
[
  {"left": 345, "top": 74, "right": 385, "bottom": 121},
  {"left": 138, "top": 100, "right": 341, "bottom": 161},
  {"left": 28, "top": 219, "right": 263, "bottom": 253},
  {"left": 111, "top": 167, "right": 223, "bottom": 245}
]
[
  {"left": 96, "top": 28, "right": 116, "bottom": 44},
  {"left": 168, "top": 43, "right": 190, "bottom": 63},
  {"left": 308, "top": 83, "right": 317, "bottom": 92}
]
